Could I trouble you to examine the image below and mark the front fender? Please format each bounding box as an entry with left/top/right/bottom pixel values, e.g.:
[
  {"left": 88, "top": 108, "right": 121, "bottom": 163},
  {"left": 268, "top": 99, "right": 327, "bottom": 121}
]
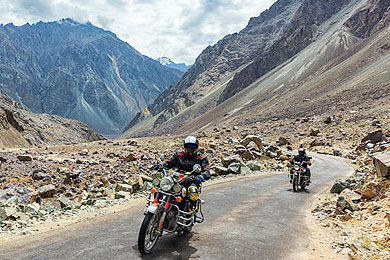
[{"left": 145, "top": 204, "right": 162, "bottom": 215}]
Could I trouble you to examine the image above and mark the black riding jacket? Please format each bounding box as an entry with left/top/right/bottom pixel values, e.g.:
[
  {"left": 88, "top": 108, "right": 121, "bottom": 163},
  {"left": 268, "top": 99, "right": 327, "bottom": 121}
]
[
  {"left": 292, "top": 155, "right": 311, "bottom": 166},
  {"left": 164, "top": 151, "right": 211, "bottom": 180}
]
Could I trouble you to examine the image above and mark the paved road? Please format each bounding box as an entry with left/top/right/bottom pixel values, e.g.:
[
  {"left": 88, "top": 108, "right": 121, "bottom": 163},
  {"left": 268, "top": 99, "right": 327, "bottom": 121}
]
[{"left": 0, "top": 154, "right": 353, "bottom": 260}]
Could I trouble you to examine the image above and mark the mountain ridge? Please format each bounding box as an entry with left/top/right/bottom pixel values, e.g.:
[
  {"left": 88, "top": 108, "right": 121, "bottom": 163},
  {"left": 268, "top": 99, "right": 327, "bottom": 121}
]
[
  {"left": 157, "top": 57, "right": 191, "bottom": 72},
  {"left": 123, "top": 0, "right": 304, "bottom": 133},
  {"left": 0, "top": 18, "right": 182, "bottom": 135}
]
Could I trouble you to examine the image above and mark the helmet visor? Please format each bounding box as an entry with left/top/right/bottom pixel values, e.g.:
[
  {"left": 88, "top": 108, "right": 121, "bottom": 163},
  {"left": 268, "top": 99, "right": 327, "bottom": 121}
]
[{"left": 184, "top": 143, "right": 198, "bottom": 149}]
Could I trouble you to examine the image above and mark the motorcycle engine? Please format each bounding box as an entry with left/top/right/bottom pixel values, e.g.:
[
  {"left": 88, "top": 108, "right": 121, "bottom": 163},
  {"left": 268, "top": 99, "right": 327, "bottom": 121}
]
[{"left": 165, "top": 209, "right": 178, "bottom": 231}]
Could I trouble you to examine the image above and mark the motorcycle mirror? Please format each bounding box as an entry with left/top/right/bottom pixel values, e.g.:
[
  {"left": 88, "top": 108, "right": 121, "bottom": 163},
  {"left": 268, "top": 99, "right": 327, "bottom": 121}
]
[{"left": 193, "top": 164, "right": 202, "bottom": 173}]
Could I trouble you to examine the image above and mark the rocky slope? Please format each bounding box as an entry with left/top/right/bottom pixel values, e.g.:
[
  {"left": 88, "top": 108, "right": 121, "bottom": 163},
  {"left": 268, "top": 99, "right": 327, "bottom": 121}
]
[
  {"left": 0, "top": 19, "right": 182, "bottom": 135},
  {"left": 0, "top": 94, "right": 104, "bottom": 148},
  {"left": 310, "top": 132, "right": 390, "bottom": 259},
  {"left": 122, "top": 0, "right": 390, "bottom": 139},
  {"left": 219, "top": 0, "right": 351, "bottom": 103},
  {"left": 124, "top": 0, "right": 305, "bottom": 133}
]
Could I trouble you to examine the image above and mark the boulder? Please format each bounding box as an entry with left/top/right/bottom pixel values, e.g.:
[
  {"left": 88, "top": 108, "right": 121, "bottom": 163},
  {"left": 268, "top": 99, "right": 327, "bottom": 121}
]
[
  {"left": 75, "top": 158, "right": 83, "bottom": 164},
  {"left": 5, "top": 196, "right": 18, "bottom": 207},
  {"left": 234, "top": 145, "right": 247, "bottom": 155},
  {"left": 127, "top": 139, "right": 138, "bottom": 146},
  {"left": 228, "top": 163, "right": 241, "bottom": 174},
  {"left": 361, "top": 129, "right": 386, "bottom": 145},
  {"left": 57, "top": 167, "right": 70, "bottom": 174},
  {"left": 115, "top": 183, "right": 133, "bottom": 193},
  {"left": 372, "top": 151, "right": 390, "bottom": 178},
  {"left": 340, "top": 188, "right": 361, "bottom": 201},
  {"left": 124, "top": 153, "right": 137, "bottom": 162},
  {"left": 58, "top": 197, "right": 72, "bottom": 208},
  {"left": 268, "top": 152, "right": 277, "bottom": 158},
  {"left": 330, "top": 179, "right": 348, "bottom": 194},
  {"left": 310, "top": 129, "right": 321, "bottom": 137},
  {"left": 241, "top": 135, "right": 264, "bottom": 151},
  {"left": 360, "top": 182, "right": 380, "bottom": 200},
  {"left": 222, "top": 155, "right": 241, "bottom": 167},
  {"left": 114, "top": 191, "right": 130, "bottom": 199},
  {"left": 337, "top": 196, "right": 354, "bottom": 212},
  {"left": 386, "top": 211, "right": 390, "bottom": 226},
  {"left": 0, "top": 208, "right": 6, "bottom": 222},
  {"left": 79, "top": 149, "right": 89, "bottom": 156},
  {"left": 24, "top": 203, "right": 40, "bottom": 215},
  {"left": 38, "top": 184, "right": 57, "bottom": 198},
  {"left": 252, "top": 151, "right": 263, "bottom": 159},
  {"left": 333, "top": 150, "right": 342, "bottom": 156},
  {"left": 277, "top": 137, "right": 290, "bottom": 146},
  {"left": 141, "top": 155, "right": 149, "bottom": 160},
  {"left": 246, "top": 141, "right": 258, "bottom": 151},
  {"left": 279, "top": 155, "right": 290, "bottom": 161},
  {"left": 241, "top": 151, "right": 254, "bottom": 160},
  {"left": 141, "top": 182, "right": 154, "bottom": 192},
  {"left": 324, "top": 116, "right": 332, "bottom": 124},
  {"left": 266, "top": 145, "right": 280, "bottom": 153},
  {"left": 240, "top": 165, "right": 251, "bottom": 175},
  {"left": 310, "top": 138, "right": 325, "bottom": 147},
  {"left": 140, "top": 175, "right": 153, "bottom": 182},
  {"left": 229, "top": 138, "right": 240, "bottom": 145},
  {"left": 32, "top": 171, "right": 50, "bottom": 180},
  {"left": 212, "top": 166, "right": 229, "bottom": 175},
  {"left": 17, "top": 155, "right": 33, "bottom": 162},
  {"left": 247, "top": 161, "right": 262, "bottom": 171},
  {"left": 131, "top": 176, "right": 142, "bottom": 191}
]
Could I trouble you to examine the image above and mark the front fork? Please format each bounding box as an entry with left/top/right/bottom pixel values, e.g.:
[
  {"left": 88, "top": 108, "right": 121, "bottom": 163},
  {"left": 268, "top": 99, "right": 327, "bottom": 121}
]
[{"left": 158, "top": 195, "right": 172, "bottom": 232}]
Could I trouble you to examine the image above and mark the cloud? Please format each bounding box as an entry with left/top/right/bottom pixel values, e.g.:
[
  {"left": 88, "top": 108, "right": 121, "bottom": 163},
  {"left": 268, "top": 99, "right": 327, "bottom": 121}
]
[{"left": 0, "top": 0, "right": 276, "bottom": 64}]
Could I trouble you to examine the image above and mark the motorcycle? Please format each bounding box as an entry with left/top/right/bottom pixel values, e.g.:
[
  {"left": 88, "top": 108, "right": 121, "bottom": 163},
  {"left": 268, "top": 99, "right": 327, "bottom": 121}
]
[
  {"left": 289, "top": 161, "right": 310, "bottom": 192},
  {"left": 138, "top": 164, "right": 205, "bottom": 255}
]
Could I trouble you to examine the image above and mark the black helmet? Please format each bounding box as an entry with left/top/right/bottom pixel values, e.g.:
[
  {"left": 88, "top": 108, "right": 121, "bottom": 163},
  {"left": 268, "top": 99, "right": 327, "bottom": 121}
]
[
  {"left": 184, "top": 136, "right": 199, "bottom": 155},
  {"left": 298, "top": 147, "right": 305, "bottom": 156}
]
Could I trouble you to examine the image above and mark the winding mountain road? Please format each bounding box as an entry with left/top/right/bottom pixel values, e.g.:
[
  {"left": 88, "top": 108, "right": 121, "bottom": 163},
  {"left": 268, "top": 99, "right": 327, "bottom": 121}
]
[{"left": 0, "top": 154, "right": 353, "bottom": 260}]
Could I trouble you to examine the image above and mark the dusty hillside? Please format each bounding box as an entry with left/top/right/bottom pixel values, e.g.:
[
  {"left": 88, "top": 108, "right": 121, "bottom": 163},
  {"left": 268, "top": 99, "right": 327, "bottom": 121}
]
[
  {"left": 123, "top": 0, "right": 390, "bottom": 140},
  {"left": 0, "top": 94, "right": 104, "bottom": 148},
  {"left": 0, "top": 19, "right": 182, "bottom": 135},
  {"left": 166, "top": 0, "right": 390, "bottom": 137}
]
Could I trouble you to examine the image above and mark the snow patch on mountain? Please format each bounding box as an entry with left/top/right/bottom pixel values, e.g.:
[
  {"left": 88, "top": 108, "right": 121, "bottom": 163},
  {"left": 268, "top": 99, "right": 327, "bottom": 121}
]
[{"left": 157, "top": 57, "right": 191, "bottom": 72}]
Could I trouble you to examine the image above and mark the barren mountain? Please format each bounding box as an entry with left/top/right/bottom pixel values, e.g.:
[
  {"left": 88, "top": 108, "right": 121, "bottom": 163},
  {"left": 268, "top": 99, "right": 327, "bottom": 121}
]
[
  {"left": 124, "top": 0, "right": 304, "bottom": 133},
  {"left": 0, "top": 19, "right": 182, "bottom": 135},
  {"left": 0, "top": 94, "right": 104, "bottom": 148},
  {"left": 123, "top": 0, "right": 390, "bottom": 138}
]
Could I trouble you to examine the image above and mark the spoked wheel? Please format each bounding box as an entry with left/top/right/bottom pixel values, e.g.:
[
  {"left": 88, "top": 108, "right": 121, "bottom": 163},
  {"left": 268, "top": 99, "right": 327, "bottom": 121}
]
[
  {"left": 138, "top": 212, "right": 160, "bottom": 255},
  {"left": 292, "top": 176, "right": 299, "bottom": 192},
  {"left": 300, "top": 178, "right": 306, "bottom": 191}
]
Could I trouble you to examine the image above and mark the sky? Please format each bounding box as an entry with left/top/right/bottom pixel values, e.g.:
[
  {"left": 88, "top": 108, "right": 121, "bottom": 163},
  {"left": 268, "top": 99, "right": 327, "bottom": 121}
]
[{"left": 0, "top": 0, "right": 276, "bottom": 65}]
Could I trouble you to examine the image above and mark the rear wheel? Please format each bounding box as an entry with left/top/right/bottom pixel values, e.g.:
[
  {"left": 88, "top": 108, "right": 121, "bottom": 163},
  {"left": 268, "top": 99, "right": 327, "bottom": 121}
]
[
  {"left": 138, "top": 212, "right": 160, "bottom": 255},
  {"left": 292, "top": 176, "right": 299, "bottom": 192}
]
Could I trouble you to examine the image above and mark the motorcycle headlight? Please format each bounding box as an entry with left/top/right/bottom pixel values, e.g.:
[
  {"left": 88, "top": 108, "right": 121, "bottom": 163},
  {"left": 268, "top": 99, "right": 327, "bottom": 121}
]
[
  {"left": 152, "top": 178, "right": 160, "bottom": 186},
  {"left": 173, "top": 184, "right": 182, "bottom": 193},
  {"left": 294, "top": 165, "right": 300, "bottom": 170},
  {"left": 160, "top": 176, "right": 174, "bottom": 191}
]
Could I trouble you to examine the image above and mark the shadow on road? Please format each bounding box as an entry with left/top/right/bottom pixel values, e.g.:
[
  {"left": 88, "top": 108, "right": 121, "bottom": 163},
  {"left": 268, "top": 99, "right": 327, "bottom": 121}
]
[
  {"left": 286, "top": 188, "right": 311, "bottom": 194},
  {"left": 132, "top": 232, "right": 198, "bottom": 259}
]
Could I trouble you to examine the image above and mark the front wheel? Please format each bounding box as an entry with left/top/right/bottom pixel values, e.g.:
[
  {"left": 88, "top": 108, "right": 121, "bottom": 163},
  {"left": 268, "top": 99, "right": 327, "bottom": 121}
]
[
  {"left": 138, "top": 212, "right": 160, "bottom": 255},
  {"left": 292, "top": 176, "right": 299, "bottom": 192}
]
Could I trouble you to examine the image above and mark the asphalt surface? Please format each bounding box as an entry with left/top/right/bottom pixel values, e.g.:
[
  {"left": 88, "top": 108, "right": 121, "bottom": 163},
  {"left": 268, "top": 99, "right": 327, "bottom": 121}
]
[{"left": 0, "top": 154, "right": 353, "bottom": 260}]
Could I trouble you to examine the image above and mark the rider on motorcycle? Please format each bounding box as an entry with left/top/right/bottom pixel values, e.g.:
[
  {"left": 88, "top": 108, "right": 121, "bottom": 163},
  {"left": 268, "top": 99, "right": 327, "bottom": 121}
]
[
  {"left": 163, "top": 136, "right": 210, "bottom": 181},
  {"left": 163, "top": 136, "right": 210, "bottom": 209},
  {"left": 289, "top": 147, "right": 311, "bottom": 183}
]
